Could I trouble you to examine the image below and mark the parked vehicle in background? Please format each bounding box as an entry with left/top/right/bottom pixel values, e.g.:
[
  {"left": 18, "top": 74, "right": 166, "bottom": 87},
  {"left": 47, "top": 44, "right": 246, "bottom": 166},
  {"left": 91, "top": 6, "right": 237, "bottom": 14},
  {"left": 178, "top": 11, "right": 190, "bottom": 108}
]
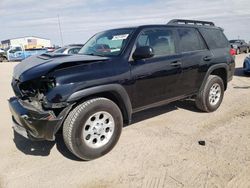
[
  {"left": 229, "top": 39, "right": 249, "bottom": 54},
  {"left": 230, "top": 47, "right": 236, "bottom": 57},
  {"left": 46, "top": 47, "right": 59, "bottom": 53},
  {"left": 6, "top": 45, "right": 47, "bottom": 61},
  {"left": 0, "top": 49, "right": 8, "bottom": 62},
  {"left": 9, "top": 19, "right": 235, "bottom": 160},
  {"left": 243, "top": 55, "right": 250, "bottom": 75},
  {"left": 53, "top": 44, "right": 84, "bottom": 54}
]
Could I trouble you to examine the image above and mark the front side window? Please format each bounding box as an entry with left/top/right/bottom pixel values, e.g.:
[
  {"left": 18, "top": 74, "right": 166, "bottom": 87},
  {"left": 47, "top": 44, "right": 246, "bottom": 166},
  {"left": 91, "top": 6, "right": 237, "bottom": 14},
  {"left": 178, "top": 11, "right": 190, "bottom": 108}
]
[
  {"left": 79, "top": 28, "right": 134, "bottom": 57},
  {"left": 10, "top": 47, "right": 22, "bottom": 53},
  {"left": 177, "top": 28, "right": 207, "bottom": 52},
  {"left": 136, "top": 28, "right": 176, "bottom": 56}
]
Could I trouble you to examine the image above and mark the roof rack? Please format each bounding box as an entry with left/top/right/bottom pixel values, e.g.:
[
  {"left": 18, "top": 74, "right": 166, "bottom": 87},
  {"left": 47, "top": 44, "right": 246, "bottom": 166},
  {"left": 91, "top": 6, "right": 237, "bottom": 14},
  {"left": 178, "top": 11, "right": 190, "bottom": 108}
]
[{"left": 167, "top": 19, "right": 215, "bottom": 26}]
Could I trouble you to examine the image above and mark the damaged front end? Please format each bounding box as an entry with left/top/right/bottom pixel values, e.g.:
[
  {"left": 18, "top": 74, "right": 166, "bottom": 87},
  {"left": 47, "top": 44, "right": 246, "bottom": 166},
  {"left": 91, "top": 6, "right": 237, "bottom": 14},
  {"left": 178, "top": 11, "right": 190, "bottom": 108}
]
[
  {"left": 9, "top": 76, "right": 73, "bottom": 141},
  {"left": 9, "top": 54, "right": 109, "bottom": 141}
]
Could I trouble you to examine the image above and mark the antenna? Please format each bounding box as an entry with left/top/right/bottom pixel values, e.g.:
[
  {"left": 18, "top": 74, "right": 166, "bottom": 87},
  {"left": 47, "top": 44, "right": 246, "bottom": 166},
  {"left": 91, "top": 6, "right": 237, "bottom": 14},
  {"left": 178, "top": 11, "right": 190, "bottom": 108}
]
[{"left": 58, "top": 15, "right": 64, "bottom": 46}]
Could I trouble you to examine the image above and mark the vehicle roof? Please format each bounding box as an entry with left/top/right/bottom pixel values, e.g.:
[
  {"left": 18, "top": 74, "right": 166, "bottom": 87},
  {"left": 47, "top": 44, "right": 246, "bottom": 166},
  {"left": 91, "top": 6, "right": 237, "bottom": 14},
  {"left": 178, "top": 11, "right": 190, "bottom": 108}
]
[
  {"left": 104, "top": 24, "right": 221, "bottom": 32},
  {"left": 139, "top": 24, "right": 221, "bottom": 29}
]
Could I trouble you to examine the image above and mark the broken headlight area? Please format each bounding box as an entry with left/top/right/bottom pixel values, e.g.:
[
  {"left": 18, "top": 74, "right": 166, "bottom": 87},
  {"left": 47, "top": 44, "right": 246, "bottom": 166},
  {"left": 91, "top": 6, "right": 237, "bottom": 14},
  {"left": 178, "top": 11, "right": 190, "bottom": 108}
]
[
  {"left": 12, "top": 77, "right": 57, "bottom": 110},
  {"left": 18, "top": 77, "right": 56, "bottom": 98}
]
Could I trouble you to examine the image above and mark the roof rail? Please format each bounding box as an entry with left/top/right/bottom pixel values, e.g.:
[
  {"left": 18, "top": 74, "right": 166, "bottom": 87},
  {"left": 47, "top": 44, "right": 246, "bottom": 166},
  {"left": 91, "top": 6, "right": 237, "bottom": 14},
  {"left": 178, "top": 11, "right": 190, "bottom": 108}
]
[{"left": 167, "top": 19, "right": 215, "bottom": 26}]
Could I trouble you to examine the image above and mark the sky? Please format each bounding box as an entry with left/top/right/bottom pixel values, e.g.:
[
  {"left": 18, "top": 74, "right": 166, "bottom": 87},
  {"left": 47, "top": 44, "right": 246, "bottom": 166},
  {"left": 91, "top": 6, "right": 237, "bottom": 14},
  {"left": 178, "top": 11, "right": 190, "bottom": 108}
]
[{"left": 0, "top": 0, "right": 250, "bottom": 46}]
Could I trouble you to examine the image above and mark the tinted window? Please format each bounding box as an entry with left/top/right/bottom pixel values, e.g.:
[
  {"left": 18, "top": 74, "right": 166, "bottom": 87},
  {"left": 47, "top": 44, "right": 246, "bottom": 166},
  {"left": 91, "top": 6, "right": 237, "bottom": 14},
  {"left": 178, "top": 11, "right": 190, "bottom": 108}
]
[
  {"left": 136, "top": 28, "right": 176, "bottom": 56},
  {"left": 199, "top": 28, "right": 229, "bottom": 49},
  {"left": 177, "top": 28, "right": 206, "bottom": 52},
  {"left": 137, "top": 34, "right": 149, "bottom": 47}
]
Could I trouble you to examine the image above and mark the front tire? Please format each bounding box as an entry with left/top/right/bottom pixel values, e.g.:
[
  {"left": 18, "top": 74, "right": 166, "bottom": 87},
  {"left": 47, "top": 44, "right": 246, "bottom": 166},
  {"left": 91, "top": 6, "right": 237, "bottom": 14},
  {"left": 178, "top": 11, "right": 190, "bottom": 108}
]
[
  {"left": 195, "top": 75, "right": 224, "bottom": 112},
  {"left": 63, "top": 98, "right": 123, "bottom": 160}
]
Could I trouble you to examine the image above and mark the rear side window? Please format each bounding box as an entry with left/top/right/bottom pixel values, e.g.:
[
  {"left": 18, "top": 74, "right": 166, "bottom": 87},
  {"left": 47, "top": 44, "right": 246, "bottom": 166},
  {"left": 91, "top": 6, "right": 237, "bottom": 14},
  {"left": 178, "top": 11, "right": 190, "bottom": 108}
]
[
  {"left": 199, "top": 28, "right": 229, "bottom": 49},
  {"left": 177, "top": 28, "right": 207, "bottom": 52}
]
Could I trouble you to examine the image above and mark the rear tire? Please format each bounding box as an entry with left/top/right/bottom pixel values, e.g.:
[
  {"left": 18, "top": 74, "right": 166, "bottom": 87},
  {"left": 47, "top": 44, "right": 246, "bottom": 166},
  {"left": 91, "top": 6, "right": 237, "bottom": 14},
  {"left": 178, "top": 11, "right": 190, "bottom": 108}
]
[
  {"left": 63, "top": 98, "right": 123, "bottom": 160},
  {"left": 0, "top": 56, "right": 7, "bottom": 62},
  {"left": 195, "top": 75, "right": 224, "bottom": 112}
]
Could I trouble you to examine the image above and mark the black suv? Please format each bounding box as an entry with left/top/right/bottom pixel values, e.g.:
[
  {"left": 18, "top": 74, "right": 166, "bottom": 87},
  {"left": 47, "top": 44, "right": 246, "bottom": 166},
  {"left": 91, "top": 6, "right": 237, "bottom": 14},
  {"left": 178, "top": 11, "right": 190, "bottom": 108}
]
[{"left": 9, "top": 19, "right": 235, "bottom": 160}]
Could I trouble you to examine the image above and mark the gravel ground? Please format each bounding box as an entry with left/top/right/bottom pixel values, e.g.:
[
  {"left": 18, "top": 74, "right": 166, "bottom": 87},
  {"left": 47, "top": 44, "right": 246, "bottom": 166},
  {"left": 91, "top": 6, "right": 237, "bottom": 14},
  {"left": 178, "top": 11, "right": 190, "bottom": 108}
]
[{"left": 0, "top": 54, "right": 249, "bottom": 188}]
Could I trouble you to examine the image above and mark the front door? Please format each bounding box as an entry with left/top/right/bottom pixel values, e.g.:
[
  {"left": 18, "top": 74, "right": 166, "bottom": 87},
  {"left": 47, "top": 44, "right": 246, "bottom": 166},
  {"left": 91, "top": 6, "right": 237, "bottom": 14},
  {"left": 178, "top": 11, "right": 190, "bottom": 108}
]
[{"left": 130, "top": 27, "right": 182, "bottom": 109}]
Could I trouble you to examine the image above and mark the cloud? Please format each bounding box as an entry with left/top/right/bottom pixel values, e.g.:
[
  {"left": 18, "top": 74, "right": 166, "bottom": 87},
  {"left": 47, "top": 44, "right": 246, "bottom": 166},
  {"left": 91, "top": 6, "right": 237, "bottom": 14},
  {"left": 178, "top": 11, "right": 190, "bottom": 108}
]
[{"left": 0, "top": 0, "right": 250, "bottom": 45}]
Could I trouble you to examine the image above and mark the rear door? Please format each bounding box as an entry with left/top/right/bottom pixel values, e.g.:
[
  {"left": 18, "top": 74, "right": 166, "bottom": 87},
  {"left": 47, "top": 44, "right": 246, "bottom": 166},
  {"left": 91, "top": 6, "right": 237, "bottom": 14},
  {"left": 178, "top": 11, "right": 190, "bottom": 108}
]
[
  {"left": 199, "top": 28, "right": 234, "bottom": 79},
  {"left": 130, "top": 27, "right": 182, "bottom": 109},
  {"left": 176, "top": 27, "right": 212, "bottom": 94}
]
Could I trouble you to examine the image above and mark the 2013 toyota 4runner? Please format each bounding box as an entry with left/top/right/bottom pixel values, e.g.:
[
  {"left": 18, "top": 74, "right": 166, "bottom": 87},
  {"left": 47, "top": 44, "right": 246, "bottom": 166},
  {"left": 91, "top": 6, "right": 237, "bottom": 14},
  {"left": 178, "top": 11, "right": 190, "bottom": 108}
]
[{"left": 9, "top": 19, "right": 235, "bottom": 160}]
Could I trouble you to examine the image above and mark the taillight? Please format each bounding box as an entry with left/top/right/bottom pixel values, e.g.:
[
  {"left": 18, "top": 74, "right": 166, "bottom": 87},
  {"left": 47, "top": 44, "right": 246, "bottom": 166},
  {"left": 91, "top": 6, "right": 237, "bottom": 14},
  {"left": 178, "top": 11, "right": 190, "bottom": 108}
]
[{"left": 230, "top": 48, "right": 236, "bottom": 56}]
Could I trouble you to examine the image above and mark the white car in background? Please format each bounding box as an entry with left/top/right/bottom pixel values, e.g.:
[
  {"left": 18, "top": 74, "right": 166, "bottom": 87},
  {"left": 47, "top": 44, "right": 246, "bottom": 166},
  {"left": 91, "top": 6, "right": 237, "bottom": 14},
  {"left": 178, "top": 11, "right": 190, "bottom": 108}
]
[{"left": 53, "top": 44, "right": 84, "bottom": 54}]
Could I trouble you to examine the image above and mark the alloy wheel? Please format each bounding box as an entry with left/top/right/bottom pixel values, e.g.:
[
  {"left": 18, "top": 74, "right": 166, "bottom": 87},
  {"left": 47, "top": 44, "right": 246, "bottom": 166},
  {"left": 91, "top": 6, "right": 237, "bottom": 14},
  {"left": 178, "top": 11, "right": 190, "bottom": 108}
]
[{"left": 83, "top": 111, "right": 115, "bottom": 149}]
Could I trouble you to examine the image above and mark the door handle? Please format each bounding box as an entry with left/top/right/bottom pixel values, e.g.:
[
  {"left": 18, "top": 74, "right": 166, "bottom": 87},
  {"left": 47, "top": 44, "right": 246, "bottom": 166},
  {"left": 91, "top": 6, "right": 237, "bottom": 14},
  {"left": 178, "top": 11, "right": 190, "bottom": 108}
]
[
  {"left": 203, "top": 56, "right": 213, "bottom": 61},
  {"left": 170, "top": 61, "right": 182, "bottom": 67}
]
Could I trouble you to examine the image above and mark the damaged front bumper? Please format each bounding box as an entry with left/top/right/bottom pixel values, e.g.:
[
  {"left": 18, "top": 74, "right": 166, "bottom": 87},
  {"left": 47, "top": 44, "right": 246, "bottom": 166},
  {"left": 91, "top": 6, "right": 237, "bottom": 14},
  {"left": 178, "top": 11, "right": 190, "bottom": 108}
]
[{"left": 9, "top": 97, "right": 72, "bottom": 141}]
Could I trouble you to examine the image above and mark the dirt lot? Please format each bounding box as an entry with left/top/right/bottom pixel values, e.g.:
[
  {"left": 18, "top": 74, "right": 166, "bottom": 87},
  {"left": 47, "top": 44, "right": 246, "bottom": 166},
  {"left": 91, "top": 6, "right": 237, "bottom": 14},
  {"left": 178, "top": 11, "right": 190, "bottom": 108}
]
[{"left": 0, "top": 54, "right": 249, "bottom": 188}]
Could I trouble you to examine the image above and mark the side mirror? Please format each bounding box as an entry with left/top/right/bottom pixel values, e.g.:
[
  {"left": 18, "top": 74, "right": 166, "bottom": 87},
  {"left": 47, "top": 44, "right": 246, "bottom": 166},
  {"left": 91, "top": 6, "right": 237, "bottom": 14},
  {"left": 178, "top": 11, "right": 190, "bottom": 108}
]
[{"left": 133, "top": 46, "right": 154, "bottom": 60}]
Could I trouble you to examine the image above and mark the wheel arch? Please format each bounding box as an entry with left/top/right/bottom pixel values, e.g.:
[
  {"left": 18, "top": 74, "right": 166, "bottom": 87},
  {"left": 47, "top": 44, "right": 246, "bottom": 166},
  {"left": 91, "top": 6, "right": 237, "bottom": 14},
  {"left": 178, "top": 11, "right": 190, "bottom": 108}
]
[
  {"left": 200, "top": 64, "right": 229, "bottom": 91},
  {"left": 67, "top": 84, "right": 132, "bottom": 125}
]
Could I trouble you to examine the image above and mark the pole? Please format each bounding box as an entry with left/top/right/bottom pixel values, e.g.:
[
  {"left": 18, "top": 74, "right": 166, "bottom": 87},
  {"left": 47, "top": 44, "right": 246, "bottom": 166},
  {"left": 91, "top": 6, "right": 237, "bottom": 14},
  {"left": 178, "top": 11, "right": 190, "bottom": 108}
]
[{"left": 58, "top": 15, "right": 64, "bottom": 46}]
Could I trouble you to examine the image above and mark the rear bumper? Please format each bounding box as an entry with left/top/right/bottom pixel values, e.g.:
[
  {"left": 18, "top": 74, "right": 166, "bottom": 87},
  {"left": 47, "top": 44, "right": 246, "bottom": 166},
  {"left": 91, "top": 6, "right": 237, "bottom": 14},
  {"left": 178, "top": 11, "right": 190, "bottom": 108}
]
[{"left": 9, "top": 97, "right": 68, "bottom": 141}]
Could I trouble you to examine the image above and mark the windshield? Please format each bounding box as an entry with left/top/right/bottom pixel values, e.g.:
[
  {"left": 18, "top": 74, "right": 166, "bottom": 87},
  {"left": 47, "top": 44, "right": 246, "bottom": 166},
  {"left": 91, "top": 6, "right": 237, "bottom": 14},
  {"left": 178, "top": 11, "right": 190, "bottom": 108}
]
[
  {"left": 79, "top": 28, "right": 134, "bottom": 57},
  {"left": 229, "top": 40, "right": 241, "bottom": 43}
]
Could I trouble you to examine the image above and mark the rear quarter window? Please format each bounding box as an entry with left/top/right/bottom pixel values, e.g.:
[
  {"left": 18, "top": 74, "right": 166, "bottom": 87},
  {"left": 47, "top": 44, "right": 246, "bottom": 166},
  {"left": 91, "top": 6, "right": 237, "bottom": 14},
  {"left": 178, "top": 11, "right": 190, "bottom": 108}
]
[{"left": 199, "top": 28, "right": 230, "bottom": 49}]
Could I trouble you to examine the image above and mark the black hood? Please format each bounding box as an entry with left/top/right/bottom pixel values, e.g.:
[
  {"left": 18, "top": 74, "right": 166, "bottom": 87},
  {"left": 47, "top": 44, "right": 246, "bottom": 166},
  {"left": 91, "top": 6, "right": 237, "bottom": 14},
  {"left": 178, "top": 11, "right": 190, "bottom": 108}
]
[{"left": 13, "top": 53, "right": 109, "bottom": 82}]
